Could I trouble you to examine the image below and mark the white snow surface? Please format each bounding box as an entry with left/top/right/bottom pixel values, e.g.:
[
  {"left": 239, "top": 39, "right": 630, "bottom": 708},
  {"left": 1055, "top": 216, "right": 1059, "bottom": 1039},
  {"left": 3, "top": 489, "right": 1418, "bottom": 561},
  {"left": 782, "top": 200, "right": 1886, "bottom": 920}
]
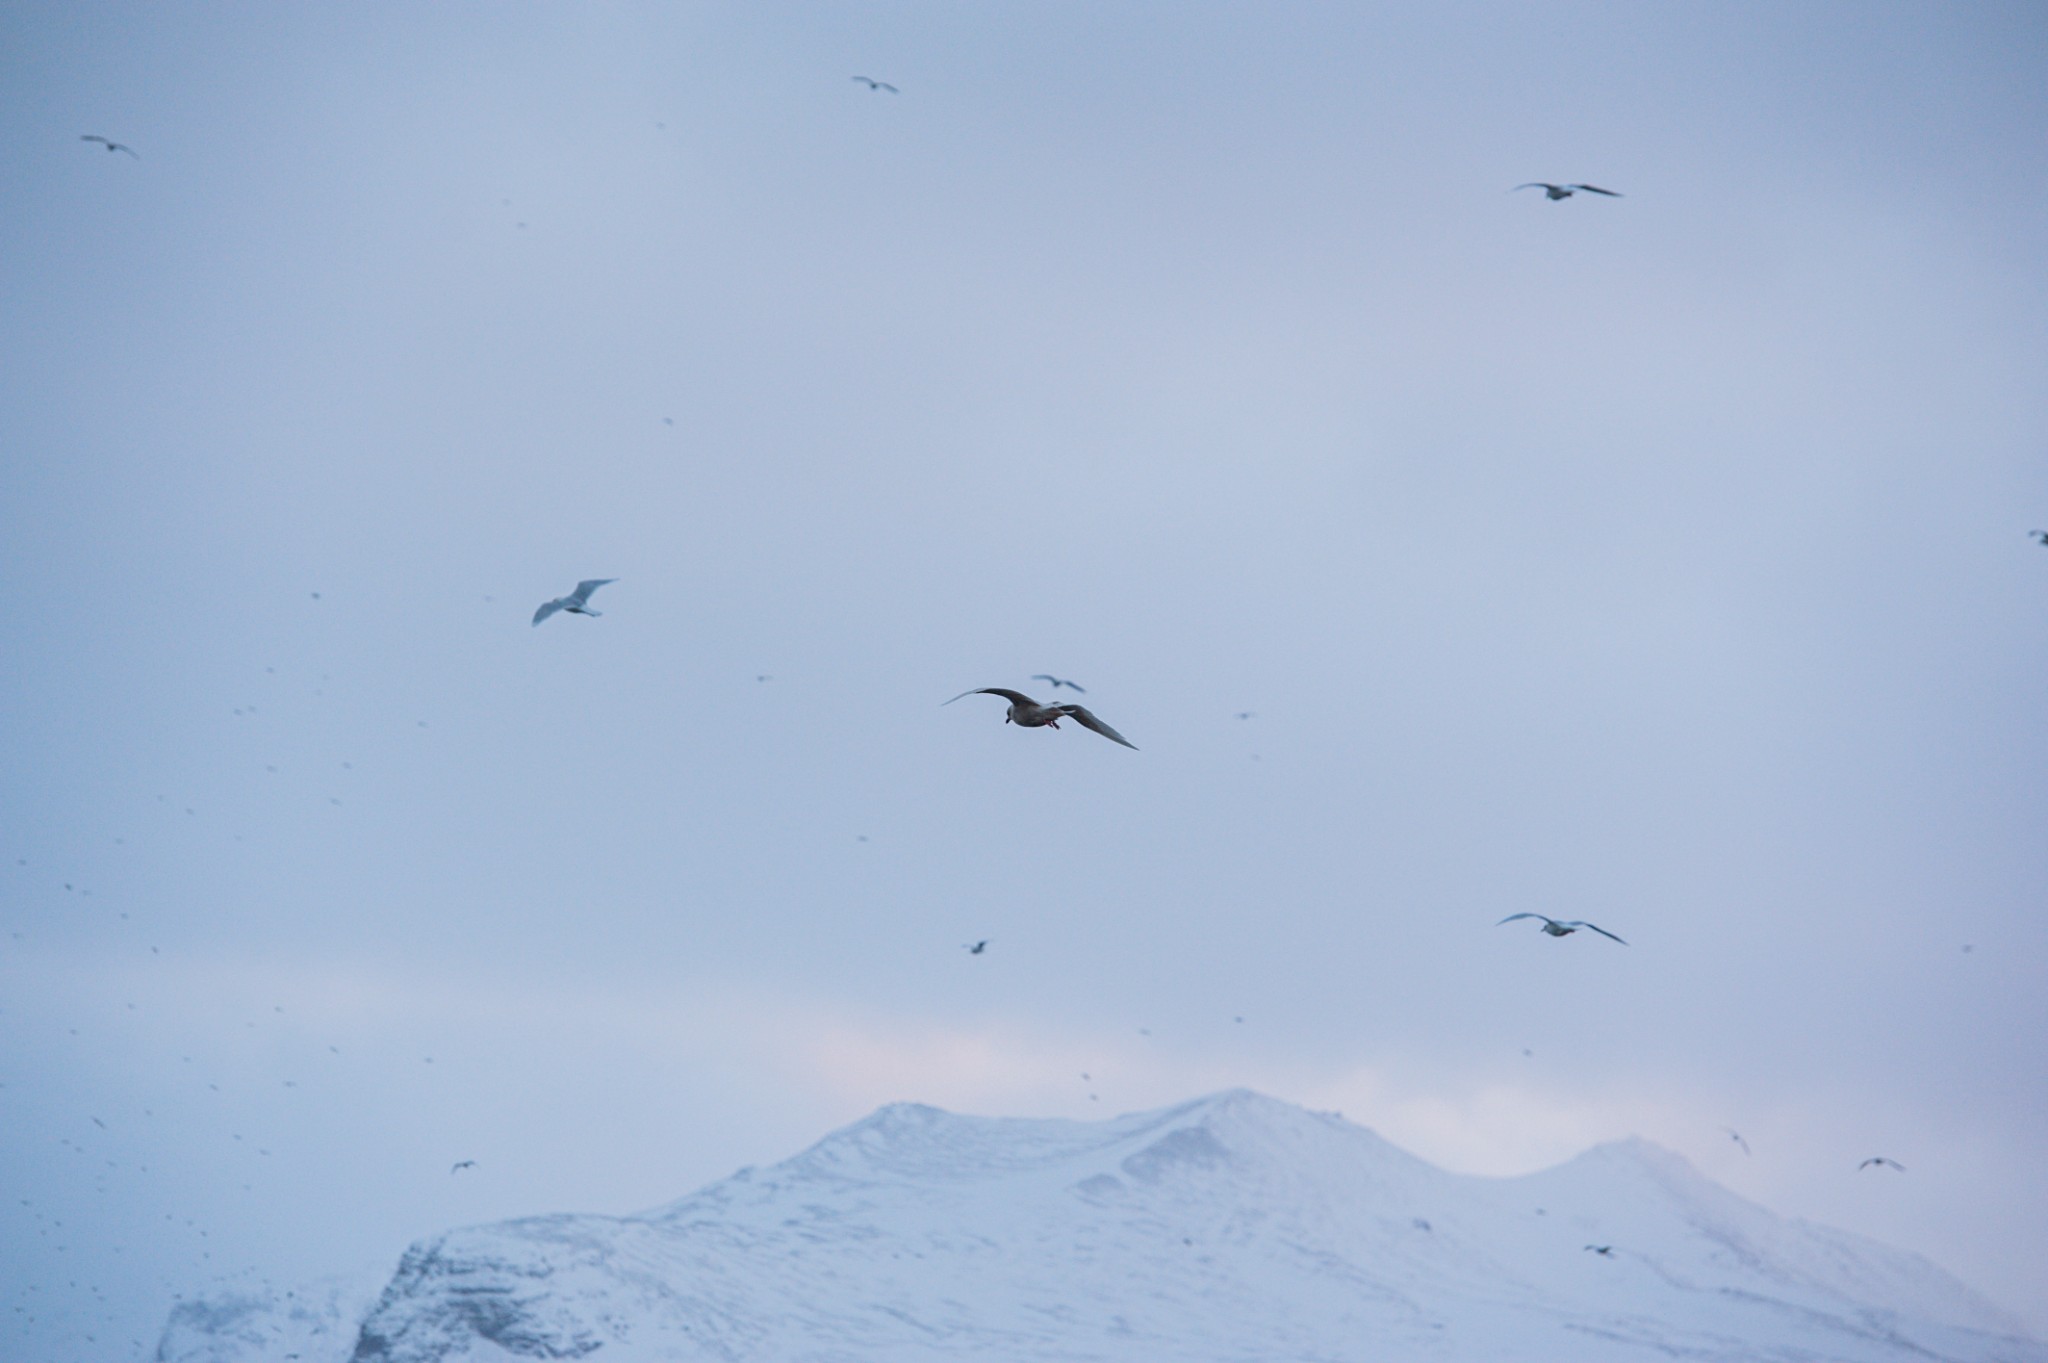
[{"left": 155, "top": 1089, "right": 2043, "bottom": 1363}]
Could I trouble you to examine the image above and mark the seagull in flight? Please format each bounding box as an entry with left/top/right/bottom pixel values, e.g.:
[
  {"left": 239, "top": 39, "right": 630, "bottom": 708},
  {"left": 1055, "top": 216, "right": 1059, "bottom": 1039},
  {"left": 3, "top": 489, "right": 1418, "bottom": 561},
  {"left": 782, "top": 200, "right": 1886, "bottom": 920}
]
[
  {"left": 1496, "top": 913, "right": 1627, "bottom": 944},
  {"left": 1584, "top": 1244, "right": 1615, "bottom": 1257},
  {"left": 1031, "top": 674, "right": 1086, "bottom": 693},
  {"left": 851, "top": 76, "right": 899, "bottom": 93},
  {"left": 81, "top": 135, "right": 139, "bottom": 158},
  {"left": 1514, "top": 182, "right": 1621, "bottom": 200},
  {"left": 964, "top": 940, "right": 989, "bottom": 955},
  {"left": 450, "top": 1160, "right": 477, "bottom": 1174},
  {"left": 944, "top": 688, "right": 1137, "bottom": 749},
  {"left": 532, "top": 579, "right": 616, "bottom": 626},
  {"left": 1858, "top": 1157, "right": 1906, "bottom": 1172},
  {"left": 1724, "top": 1128, "right": 1751, "bottom": 1156}
]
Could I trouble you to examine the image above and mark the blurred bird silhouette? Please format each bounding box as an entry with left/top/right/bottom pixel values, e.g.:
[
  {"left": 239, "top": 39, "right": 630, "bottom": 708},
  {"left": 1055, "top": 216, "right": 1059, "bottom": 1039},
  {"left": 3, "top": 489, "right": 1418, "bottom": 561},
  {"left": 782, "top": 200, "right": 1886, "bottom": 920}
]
[
  {"left": 1514, "top": 182, "right": 1620, "bottom": 200},
  {"left": 81, "top": 135, "right": 139, "bottom": 158}
]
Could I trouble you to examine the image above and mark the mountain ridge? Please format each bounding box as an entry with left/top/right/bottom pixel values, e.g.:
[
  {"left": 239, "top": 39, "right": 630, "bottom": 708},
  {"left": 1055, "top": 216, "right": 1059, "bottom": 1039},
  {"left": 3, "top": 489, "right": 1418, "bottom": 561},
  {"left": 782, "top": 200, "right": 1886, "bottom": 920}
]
[{"left": 155, "top": 1088, "right": 2042, "bottom": 1363}]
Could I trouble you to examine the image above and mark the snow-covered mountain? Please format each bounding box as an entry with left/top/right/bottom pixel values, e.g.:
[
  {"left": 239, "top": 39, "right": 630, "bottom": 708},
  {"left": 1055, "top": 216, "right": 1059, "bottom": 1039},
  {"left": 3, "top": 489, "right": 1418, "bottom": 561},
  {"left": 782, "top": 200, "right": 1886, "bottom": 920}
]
[{"left": 155, "top": 1090, "right": 2042, "bottom": 1363}]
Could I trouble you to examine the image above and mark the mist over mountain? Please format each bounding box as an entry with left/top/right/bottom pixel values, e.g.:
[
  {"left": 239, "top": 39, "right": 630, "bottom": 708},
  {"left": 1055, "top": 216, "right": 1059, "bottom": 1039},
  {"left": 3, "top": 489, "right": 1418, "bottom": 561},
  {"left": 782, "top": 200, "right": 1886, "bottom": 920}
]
[{"left": 156, "top": 1090, "right": 2041, "bottom": 1363}]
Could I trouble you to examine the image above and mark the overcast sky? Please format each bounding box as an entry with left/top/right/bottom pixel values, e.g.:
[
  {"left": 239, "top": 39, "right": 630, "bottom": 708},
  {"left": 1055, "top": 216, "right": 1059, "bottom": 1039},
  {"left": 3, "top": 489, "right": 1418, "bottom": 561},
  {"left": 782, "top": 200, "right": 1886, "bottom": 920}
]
[{"left": 3, "top": 3, "right": 2045, "bottom": 1357}]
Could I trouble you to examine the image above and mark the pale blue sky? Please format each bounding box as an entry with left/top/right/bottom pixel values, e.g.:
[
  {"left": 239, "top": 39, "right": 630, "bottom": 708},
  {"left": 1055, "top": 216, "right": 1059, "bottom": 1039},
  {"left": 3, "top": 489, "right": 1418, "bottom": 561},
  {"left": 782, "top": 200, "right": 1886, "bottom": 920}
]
[{"left": 3, "top": 3, "right": 2045, "bottom": 1357}]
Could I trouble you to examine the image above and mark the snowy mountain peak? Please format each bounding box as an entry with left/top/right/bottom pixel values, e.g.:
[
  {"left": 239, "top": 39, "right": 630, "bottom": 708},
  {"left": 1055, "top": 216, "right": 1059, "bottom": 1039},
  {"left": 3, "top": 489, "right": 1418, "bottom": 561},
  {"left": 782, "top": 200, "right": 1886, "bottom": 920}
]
[
  {"left": 733, "top": 1085, "right": 1419, "bottom": 1197},
  {"left": 157, "top": 1090, "right": 2042, "bottom": 1363}
]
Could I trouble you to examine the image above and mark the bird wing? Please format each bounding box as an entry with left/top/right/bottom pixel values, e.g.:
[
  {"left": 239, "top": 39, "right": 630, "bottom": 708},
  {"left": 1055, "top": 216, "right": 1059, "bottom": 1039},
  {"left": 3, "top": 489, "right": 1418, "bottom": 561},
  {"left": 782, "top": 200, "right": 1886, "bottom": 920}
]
[
  {"left": 944, "top": 687, "right": 1034, "bottom": 707},
  {"left": 1512, "top": 183, "right": 1555, "bottom": 192},
  {"left": 1565, "top": 920, "right": 1628, "bottom": 944},
  {"left": 1571, "top": 184, "right": 1622, "bottom": 195},
  {"left": 1496, "top": 913, "right": 1551, "bottom": 927},
  {"left": 567, "top": 578, "right": 615, "bottom": 606},
  {"left": 532, "top": 599, "right": 564, "bottom": 625},
  {"left": 878, "top": 83, "right": 899, "bottom": 92},
  {"left": 1061, "top": 705, "right": 1137, "bottom": 749}
]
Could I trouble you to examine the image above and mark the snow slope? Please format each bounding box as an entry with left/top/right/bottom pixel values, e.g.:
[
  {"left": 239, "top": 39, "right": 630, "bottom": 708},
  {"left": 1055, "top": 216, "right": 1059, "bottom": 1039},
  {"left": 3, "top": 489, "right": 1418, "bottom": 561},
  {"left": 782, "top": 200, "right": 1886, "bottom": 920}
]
[{"left": 155, "top": 1090, "right": 2043, "bottom": 1363}]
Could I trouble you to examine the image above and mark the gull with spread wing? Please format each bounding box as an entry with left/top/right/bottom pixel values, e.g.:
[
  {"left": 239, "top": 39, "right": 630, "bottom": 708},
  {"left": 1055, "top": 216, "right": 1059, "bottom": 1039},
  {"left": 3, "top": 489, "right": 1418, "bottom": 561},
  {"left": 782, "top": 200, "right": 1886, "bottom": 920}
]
[
  {"left": 1497, "top": 913, "right": 1627, "bottom": 944},
  {"left": 944, "top": 687, "right": 1137, "bottom": 749},
  {"left": 532, "top": 579, "right": 617, "bottom": 626}
]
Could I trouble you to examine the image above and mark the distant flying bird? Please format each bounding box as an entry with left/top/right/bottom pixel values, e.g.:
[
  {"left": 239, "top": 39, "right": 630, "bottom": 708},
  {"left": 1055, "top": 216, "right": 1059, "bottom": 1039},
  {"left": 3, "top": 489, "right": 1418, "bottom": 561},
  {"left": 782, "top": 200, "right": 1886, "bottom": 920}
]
[
  {"left": 944, "top": 688, "right": 1137, "bottom": 749},
  {"left": 532, "top": 578, "right": 616, "bottom": 625},
  {"left": 1585, "top": 1244, "right": 1615, "bottom": 1257},
  {"left": 1858, "top": 1157, "right": 1906, "bottom": 1172},
  {"left": 964, "top": 940, "right": 989, "bottom": 955},
  {"left": 450, "top": 1160, "right": 476, "bottom": 1174},
  {"left": 851, "top": 76, "right": 899, "bottom": 92},
  {"left": 1496, "top": 913, "right": 1627, "bottom": 944},
  {"left": 1514, "top": 182, "right": 1620, "bottom": 200},
  {"left": 1031, "top": 674, "right": 1086, "bottom": 693},
  {"left": 81, "top": 135, "right": 139, "bottom": 158},
  {"left": 1724, "top": 1128, "right": 1751, "bottom": 1156}
]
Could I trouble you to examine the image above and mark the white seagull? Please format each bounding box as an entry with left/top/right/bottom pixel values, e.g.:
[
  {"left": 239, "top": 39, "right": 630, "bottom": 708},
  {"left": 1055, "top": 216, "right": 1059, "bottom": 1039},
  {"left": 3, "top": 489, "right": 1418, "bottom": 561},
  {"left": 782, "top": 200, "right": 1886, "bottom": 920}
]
[
  {"left": 1514, "top": 182, "right": 1621, "bottom": 200},
  {"left": 1031, "top": 674, "right": 1086, "bottom": 693},
  {"left": 851, "top": 76, "right": 899, "bottom": 93},
  {"left": 944, "top": 687, "right": 1137, "bottom": 749},
  {"left": 532, "top": 579, "right": 617, "bottom": 626},
  {"left": 1497, "top": 913, "right": 1627, "bottom": 944}
]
